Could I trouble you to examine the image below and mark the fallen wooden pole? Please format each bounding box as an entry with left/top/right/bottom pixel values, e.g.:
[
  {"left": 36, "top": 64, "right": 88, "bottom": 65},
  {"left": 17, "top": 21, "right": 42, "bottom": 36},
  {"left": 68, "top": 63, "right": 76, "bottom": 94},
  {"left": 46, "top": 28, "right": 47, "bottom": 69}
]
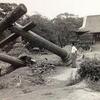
[
  {"left": 0, "top": 53, "right": 25, "bottom": 67},
  {"left": 0, "top": 4, "right": 27, "bottom": 33},
  {"left": 12, "top": 24, "right": 72, "bottom": 66},
  {"left": 0, "top": 54, "right": 34, "bottom": 76},
  {"left": 0, "top": 21, "right": 36, "bottom": 48}
]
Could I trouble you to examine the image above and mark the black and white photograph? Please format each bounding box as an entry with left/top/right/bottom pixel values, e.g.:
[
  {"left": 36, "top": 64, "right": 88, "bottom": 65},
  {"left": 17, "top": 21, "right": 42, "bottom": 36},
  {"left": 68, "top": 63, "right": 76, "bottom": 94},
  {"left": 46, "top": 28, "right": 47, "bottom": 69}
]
[{"left": 0, "top": 0, "right": 100, "bottom": 100}]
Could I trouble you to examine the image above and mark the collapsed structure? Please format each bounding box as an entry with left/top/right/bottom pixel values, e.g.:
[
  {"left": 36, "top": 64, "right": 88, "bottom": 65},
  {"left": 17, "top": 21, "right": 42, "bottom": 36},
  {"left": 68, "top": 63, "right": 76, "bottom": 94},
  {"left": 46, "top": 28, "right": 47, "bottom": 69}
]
[{"left": 0, "top": 4, "right": 72, "bottom": 75}]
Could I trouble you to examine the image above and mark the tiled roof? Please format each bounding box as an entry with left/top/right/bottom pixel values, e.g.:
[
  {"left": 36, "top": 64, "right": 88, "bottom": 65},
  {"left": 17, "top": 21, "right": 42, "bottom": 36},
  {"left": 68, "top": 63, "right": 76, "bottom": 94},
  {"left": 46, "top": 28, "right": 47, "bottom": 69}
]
[{"left": 78, "top": 15, "right": 100, "bottom": 33}]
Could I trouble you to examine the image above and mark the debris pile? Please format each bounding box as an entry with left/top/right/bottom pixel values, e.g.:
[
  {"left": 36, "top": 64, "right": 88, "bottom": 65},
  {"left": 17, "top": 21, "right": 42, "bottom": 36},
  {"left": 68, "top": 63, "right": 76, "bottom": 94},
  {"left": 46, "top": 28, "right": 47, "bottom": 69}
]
[
  {"left": 7, "top": 38, "right": 31, "bottom": 57},
  {"left": 0, "top": 40, "right": 56, "bottom": 88}
]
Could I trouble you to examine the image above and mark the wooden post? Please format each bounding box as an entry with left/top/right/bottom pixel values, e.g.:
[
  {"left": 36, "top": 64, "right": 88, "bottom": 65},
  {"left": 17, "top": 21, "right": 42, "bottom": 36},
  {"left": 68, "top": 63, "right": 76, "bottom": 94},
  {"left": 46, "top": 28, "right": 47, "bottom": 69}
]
[{"left": 0, "top": 4, "right": 27, "bottom": 33}]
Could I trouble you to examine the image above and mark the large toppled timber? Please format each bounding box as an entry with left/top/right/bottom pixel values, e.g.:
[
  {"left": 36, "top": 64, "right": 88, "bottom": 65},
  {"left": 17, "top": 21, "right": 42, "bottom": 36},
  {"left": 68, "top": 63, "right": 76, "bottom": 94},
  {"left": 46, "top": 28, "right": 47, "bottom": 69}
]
[
  {"left": 12, "top": 24, "right": 71, "bottom": 65},
  {"left": 0, "top": 4, "right": 72, "bottom": 75}
]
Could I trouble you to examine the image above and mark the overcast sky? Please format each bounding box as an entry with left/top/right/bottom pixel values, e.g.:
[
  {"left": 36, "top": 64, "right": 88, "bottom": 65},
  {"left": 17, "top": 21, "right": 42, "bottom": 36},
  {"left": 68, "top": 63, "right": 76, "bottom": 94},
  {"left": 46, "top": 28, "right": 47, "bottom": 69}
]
[{"left": 1, "top": 0, "right": 100, "bottom": 18}]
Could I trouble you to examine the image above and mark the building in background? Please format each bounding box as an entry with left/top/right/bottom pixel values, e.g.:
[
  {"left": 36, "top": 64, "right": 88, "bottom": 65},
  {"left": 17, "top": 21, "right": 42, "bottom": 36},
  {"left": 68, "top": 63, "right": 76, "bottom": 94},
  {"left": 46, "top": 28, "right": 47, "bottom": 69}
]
[
  {"left": 77, "top": 15, "right": 100, "bottom": 43},
  {"left": 75, "top": 15, "right": 100, "bottom": 50}
]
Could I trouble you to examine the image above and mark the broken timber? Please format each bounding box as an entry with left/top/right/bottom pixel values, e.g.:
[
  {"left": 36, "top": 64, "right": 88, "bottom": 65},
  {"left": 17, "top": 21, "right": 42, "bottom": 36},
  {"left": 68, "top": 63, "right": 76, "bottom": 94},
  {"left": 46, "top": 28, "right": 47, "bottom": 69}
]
[
  {"left": 0, "top": 21, "right": 36, "bottom": 48},
  {"left": 0, "top": 4, "right": 27, "bottom": 33},
  {"left": 0, "top": 53, "right": 25, "bottom": 67},
  {"left": 0, "top": 4, "right": 27, "bottom": 67}
]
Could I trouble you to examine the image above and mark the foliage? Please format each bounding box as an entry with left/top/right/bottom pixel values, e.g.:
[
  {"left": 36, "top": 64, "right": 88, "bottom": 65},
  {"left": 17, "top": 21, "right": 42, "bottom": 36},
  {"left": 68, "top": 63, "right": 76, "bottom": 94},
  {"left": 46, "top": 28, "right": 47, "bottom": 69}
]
[
  {"left": 22, "top": 13, "right": 83, "bottom": 47},
  {"left": 31, "top": 14, "right": 56, "bottom": 42},
  {"left": 0, "top": 3, "right": 17, "bottom": 18},
  {"left": 78, "top": 58, "right": 100, "bottom": 82}
]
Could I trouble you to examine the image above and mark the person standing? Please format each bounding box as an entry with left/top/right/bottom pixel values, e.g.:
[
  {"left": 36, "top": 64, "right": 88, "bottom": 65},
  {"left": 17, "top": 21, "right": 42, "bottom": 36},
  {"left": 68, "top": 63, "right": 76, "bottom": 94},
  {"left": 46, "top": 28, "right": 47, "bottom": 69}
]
[{"left": 71, "top": 43, "right": 77, "bottom": 68}]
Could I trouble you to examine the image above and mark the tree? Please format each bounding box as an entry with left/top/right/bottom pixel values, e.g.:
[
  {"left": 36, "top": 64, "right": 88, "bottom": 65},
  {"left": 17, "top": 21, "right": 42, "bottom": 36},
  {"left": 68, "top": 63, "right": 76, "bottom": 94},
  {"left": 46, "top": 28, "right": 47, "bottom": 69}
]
[
  {"left": 52, "top": 13, "right": 83, "bottom": 47},
  {"left": 30, "top": 14, "right": 58, "bottom": 44},
  {"left": 22, "top": 13, "right": 83, "bottom": 48}
]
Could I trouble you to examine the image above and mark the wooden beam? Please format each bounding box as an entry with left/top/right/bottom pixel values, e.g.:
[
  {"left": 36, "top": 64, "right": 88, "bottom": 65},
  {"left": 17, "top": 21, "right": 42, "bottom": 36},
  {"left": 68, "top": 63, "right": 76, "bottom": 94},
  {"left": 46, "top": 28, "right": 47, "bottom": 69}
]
[
  {"left": 0, "top": 21, "right": 36, "bottom": 48},
  {"left": 22, "top": 21, "right": 36, "bottom": 31},
  {"left": 0, "top": 53, "right": 25, "bottom": 67}
]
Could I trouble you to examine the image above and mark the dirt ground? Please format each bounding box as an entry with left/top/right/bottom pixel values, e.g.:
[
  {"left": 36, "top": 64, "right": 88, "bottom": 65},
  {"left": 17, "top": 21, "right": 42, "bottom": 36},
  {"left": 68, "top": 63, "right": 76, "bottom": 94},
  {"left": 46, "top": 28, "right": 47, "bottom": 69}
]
[{"left": 1, "top": 43, "right": 100, "bottom": 100}]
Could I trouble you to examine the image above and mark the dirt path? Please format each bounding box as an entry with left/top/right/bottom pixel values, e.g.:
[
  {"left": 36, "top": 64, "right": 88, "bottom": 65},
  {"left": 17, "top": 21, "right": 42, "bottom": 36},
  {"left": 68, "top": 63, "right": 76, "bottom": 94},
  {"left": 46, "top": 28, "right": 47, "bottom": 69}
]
[
  {"left": 1, "top": 44, "right": 100, "bottom": 100},
  {"left": 1, "top": 66, "right": 100, "bottom": 100}
]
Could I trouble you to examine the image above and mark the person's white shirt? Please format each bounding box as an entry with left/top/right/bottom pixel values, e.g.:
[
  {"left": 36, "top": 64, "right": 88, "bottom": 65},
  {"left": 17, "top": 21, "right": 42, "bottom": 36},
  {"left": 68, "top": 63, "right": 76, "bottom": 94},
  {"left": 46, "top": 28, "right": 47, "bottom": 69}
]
[{"left": 71, "top": 46, "right": 77, "bottom": 53}]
